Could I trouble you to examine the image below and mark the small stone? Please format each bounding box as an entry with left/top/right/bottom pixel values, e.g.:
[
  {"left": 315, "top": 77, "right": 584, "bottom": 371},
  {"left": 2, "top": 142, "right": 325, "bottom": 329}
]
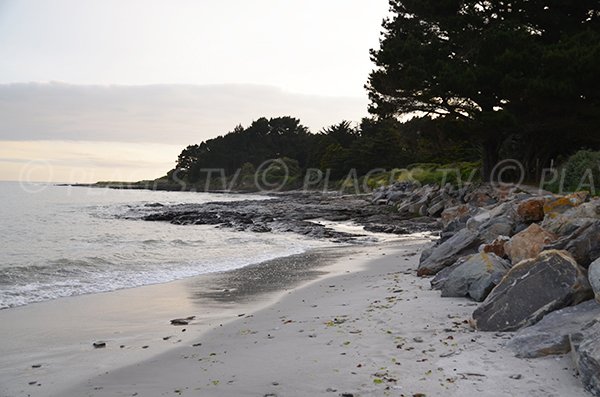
[
  {"left": 93, "top": 341, "right": 106, "bottom": 349},
  {"left": 413, "top": 337, "right": 424, "bottom": 343},
  {"left": 31, "top": 364, "right": 42, "bottom": 368},
  {"left": 509, "top": 374, "right": 523, "bottom": 380}
]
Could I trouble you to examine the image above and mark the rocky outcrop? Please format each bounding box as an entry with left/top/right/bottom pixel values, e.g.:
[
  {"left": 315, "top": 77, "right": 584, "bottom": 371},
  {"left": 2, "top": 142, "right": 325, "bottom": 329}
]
[
  {"left": 437, "top": 253, "right": 511, "bottom": 302},
  {"left": 472, "top": 250, "right": 592, "bottom": 332},
  {"left": 506, "top": 300, "right": 600, "bottom": 358},
  {"left": 504, "top": 224, "right": 558, "bottom": 264},
  {"left": 571, "top": 321, "right": 600, "bottom": 396},
  {"left": 143, "top": 193, "right": 439, "bottom": 244},
  {"left": 546, "top": 221, "right": 600, "bottom": 268}
]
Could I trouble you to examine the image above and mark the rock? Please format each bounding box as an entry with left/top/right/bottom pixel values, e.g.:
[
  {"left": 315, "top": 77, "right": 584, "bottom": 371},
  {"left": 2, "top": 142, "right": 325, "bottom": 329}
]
[
  {"left": 480, "top": 236, "right": 510, "bottom": 258},
  {"left": 431, "top": 257, "right": 469, "bottom": 290},
  {"left": 441, "top": 205, "right": 478, "bottom": 228},
  {"left": 478, "top": 215, "right": 516, "bottom": 244},
  {"left": 170, "top": 316, "right": 195, "bottom": 326},
  {"left": 589, "top": 258, "right": 600, "bottom": 303},
  {"left": 543, "top": 191, "right": 589, "bottom": 216},
  {"left": 517, "top": 197, "right": 545, "bottom": 222},
  {"left": 439, "top": 253, "right": 512, "bottom": 302},
  {"left": 464, "top": 186, "right": 498, "bottom": 207},
  {"left": 93, "top": 341, "right": 106, "bottom": 349},
  {"left": 506, "top": 300, "right": 600, "bottom": 358},
  {"left": 472, "top": 250, "right": 593, "bottom": 332},
  {"left": 571, "top": 321, "right": 600, "bottom": 396},
  {"left": 427, "top": 199, "right": 446, "bottom": 217},
  {"left": 545, "top": 221, "right": 600, "bottom": 268},
  {"left": 504, "top": 224, "right": 557, "bottom": 264},
  {"left": 417, "top": 228, "right": 482, "bottom": 276},
  {"left": 542, "top": 200, "right": 600, "bottom": 236}
]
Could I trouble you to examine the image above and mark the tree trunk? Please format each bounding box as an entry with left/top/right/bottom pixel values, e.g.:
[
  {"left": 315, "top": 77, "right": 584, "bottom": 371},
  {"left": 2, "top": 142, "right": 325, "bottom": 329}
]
[{"left": 482, "top": 139, "right": 500, "bottom": 182}]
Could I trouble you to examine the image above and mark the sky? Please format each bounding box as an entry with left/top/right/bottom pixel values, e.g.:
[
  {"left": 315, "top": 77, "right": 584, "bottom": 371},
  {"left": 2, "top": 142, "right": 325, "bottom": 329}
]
[{"left": 0, "top": 0, "right": 389, "bottom": 182}]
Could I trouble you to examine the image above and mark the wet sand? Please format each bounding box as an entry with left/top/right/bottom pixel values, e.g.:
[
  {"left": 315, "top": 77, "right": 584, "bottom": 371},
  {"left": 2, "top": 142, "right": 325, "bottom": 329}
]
[{"left": 1, "top": 239, "right": 588, "bottom": 397}]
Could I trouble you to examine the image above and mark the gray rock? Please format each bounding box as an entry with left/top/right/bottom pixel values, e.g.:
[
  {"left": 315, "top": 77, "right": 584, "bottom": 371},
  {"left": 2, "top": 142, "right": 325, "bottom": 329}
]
[
  {"left": 545, "top": 220, "right": 600, "bottom": 268},
  {"left": 417, "top": 228, "right": 482, "bottom": 276},
  {"left": 440, "top": 253, "right": 512, "bottom": 302},
  {"left": 542, "top": 197, "right": 600, "bottom": 236},
  {"left": 507, "top": 300, "right": 600, "bottom": 358},
  {"left": 430, "top": 257, "right": 467, "bottom": 290},
  {"left": 571, "top": 321, "right": 600, "bottom": 396},
  {"left": 478, "top": 215, "right": 515, "bottom": 244},
  {"left": 589, "top": 258, "right": 600, "bottom": 303},
  {"left": 472, "top": 250, "right": 593, "bottom": 332},
  {"left": 427, "top": 199, "right": 446, "bottom": 217}
]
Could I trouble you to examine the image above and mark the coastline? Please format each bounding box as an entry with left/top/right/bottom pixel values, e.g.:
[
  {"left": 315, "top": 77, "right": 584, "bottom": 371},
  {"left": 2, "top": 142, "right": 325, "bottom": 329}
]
[
  {"left": 0, "top": 243, "right": 389, "bottom": 397},
  {"left": 1, "top": 236, "right": 586, "bottom": 397}
]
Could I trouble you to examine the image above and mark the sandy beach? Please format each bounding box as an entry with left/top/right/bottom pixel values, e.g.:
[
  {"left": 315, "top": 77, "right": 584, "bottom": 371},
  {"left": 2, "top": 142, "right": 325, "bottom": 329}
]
[{"left": 0, "top": 239, "right": 588, "bottom": 397}]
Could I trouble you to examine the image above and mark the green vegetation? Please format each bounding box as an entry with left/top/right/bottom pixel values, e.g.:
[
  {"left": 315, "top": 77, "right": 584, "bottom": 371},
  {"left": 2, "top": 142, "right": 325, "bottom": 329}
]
[
  {"left": 163, "top": 2, "right": 600, "bottom": 191},
  {"left": 367, "top": 0, "right": 600, "bottom": 181},
  {"left": 544, "top": 150, "right": 600, "bottom": 194}
]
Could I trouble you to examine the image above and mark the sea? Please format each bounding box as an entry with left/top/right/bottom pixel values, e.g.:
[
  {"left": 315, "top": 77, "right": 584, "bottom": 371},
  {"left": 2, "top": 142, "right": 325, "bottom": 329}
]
[{"left": 0, "top": 181, "right": 337, "bottom": 309}]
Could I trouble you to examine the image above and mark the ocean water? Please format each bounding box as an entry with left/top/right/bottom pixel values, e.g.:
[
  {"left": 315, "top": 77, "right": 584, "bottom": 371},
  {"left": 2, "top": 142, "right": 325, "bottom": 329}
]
[{"left": 0, "top": 182, "right": 333, "bottom": 309}]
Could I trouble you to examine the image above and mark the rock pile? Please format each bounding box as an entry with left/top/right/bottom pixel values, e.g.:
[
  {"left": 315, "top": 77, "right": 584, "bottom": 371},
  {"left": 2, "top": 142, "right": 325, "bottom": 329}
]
[{"left": 374, "top": 183, "right": 600, "bottom": 395}]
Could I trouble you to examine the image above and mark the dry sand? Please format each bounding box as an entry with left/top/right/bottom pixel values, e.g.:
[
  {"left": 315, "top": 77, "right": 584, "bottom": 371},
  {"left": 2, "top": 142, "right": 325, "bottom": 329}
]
[{"left": 1, "top": 240, "right": 588, "bottom": 397}]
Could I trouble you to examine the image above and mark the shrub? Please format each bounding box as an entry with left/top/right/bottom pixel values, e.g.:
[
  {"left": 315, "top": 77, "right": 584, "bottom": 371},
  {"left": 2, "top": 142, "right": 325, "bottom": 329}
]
[{"left": 548, "top": 150, "right": 600, "bottom": 195}]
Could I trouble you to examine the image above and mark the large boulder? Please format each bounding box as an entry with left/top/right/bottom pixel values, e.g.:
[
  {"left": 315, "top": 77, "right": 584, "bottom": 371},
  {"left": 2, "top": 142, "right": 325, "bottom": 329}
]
[
  {"left": 472, "top": 250, "right": 593, "bottom": 332},
  {"left": 517, "top": 197, "right": 545, "bottom": 223},
  {"left": 439, "top": 253, "right": 512, "bottom": 302},
  {"left": 589, "top": 258, "right": 600, "bottom": 303},
  {"left": 506, "top": 300, "right": 600, "bottom": 358},
  {"left": 545, "top": 220, "right": 600, "bottom": 268},
  {"left": 504, "top": 224, "right": 558, "bottom": 264},
  {"left": 571, "top": 321, "right": 600, "bottom": 397},
  {"left": 417, "top": 228, "right": 482, "bottom": 276}
]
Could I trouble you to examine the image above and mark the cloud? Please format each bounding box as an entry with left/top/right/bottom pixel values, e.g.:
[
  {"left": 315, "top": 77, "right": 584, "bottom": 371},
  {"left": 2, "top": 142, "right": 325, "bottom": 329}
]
[{"left": 0, "top": 82, "right": 368, "bottom": 144}]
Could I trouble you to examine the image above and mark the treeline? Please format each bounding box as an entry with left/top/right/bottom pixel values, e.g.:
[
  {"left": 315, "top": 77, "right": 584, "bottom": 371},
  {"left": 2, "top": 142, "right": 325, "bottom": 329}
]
[
  {"left": 367, "top": 0, "right": 600, "bottom": 180},
  {"left": 168, "top": 115, "right": 479, "bottom": 187},
  {"left": 167, "top": 1, "right": 600, "bottom": 190}
]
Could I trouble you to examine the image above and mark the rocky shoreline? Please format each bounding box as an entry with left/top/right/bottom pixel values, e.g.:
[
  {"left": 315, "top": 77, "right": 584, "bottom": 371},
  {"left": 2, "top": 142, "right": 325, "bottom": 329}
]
[
  {"left": 136, "top": 192, "right": 439, "bottom": 243},
  {"left": 374, "top": 181, "right": 600, "bottom": 396},
  {"left": 131, "top": 183, "right": 600, "bottom": 395}
]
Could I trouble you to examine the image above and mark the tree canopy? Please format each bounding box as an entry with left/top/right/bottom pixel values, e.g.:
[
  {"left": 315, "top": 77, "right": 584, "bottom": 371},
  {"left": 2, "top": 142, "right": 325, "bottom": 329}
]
[{"left": 367, "top": 0, "right": 600, "bottom": 179}]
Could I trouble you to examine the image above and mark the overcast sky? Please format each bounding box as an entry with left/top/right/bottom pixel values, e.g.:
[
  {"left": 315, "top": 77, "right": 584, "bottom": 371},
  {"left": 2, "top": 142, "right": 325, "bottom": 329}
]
[{"left": 0, "top": 0, "right": 389, "bottom": 182}]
